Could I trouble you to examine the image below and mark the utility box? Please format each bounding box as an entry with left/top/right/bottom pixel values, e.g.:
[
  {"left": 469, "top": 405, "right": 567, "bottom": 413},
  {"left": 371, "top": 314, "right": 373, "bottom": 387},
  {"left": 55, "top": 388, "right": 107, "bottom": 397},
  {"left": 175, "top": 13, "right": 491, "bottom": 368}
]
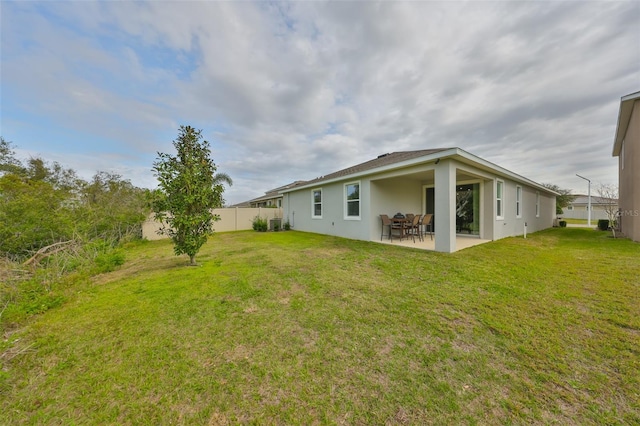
[{"left": 269, "top": 218, "right": 282, "bottom": 231}]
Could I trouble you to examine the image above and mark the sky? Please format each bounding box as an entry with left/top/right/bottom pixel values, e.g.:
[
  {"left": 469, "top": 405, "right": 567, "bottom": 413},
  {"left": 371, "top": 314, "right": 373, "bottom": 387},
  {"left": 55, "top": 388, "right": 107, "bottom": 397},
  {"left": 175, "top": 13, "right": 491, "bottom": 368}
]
[{"left": 1, "top": 1, "right": 638, "bottom": 205}]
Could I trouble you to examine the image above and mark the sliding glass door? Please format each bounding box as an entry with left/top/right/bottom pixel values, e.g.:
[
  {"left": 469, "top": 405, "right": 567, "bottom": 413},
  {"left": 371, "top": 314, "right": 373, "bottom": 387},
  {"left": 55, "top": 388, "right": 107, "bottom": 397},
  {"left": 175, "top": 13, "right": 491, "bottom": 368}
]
[
  {"left": 424, "top": 183, "right": 480, "bottom": 236},
  {"left": 455, "top": 183, "right": 479, "bottom": 235}
]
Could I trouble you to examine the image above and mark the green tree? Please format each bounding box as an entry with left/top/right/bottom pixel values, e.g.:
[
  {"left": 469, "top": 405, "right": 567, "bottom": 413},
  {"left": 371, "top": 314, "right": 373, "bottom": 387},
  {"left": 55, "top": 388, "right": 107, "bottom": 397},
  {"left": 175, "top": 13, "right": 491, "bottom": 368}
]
[
  {"left": 0, "top": 143, "right": 78, "bottom": 257},
  {"left": 541, "top": 183, "right": 576, "bottom": 215},
  {"left": 25, "top": 157, "right": 83, "bottom": 193},
  {"left": 596, "top": 183, "right": 619, "bottom": 236},
  {"left": 0, "top": 139, "right": 150, "bottom": 258},
  {"left": 152, "top": 126, "right": 225, "bottom": 265},
  {"left": 0, "top": 173, "right": 74, "bottom": 257},
  {"left": 79, "top": 172, "right": 150, "bottom": 241},
  {"left": 212, "top": 172, "right": 233, "bottom": 186},
  {"left": 0, "top": 137, "right": 26, "bottom": 175}
]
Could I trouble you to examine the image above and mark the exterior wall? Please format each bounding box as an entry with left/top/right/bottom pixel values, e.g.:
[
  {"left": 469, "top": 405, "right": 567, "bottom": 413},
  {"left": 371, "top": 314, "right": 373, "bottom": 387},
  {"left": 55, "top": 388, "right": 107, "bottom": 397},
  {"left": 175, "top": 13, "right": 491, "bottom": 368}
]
[
  {"left": 283, "top": 179, "right": 373, "bottom": 241},
  {"left": 482, "top": 179, "right": 495, "bottom": 240},
  {"left": 369, "top": 176, "right": 425, "bottom": 240},
  {"left": 619, "top": 100, "right": 640, "bottom": 242},
  {"left": 491, "top": 178, "right": 555, "bottom": 241},
  {"left": 283, "top": 163, "right": 438, "bottom": 243},
  {"left": 368, "top": 163, "right": 436, "bottom": 241},
  {"left": 142, "top": 207, "right": 283, "bottom": 240}
]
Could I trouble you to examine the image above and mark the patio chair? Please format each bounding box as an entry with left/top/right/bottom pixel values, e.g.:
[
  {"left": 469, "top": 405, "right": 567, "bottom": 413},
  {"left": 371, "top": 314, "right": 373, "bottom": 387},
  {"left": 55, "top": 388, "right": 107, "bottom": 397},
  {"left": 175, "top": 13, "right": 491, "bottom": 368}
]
[
  {"left": 420, "top": 214, "right": 433, "bottom": 240},
  {"left": 380, "top": 214, "right": 391, "bottom": 241},
  {"left": 406, "top": 214, "right": 422, "bottom": 242},
  {"left": 383, "top": 214, "right": 407, "bottom": 241}
]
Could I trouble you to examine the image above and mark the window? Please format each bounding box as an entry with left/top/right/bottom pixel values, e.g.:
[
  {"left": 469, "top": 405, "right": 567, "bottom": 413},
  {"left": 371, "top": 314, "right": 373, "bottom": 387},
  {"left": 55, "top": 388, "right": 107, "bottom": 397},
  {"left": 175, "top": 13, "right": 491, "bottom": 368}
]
[
  {"left": 516, "top": 185, "right": 522, "bottom": 218},
  {"left": 345, "top": 182, "right": 360, "bottom": 219},
  {"left": 496, "top": 180, "right": 504, "bottom": 219},
  {"left": 536, "top": 192, "right": 540, "bottom": 217},
  {"left": 312, "top": 189, "right": 322, "bottom": 218}
]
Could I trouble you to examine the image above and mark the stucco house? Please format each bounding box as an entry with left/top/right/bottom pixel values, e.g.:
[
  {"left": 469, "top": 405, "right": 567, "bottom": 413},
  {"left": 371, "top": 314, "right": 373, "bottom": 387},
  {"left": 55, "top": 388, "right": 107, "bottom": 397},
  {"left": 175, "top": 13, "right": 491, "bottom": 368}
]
[
  {"left": 247, "top": 181, "right": 306, "bottom": 208},
  {"left": 280, "top": 148, "right": 557, "bottom": 253},
  {"left": 249, "top": 188, "right": 282, "bottom": 208},
  {"left": 613, "top": 91, "right": 640, "bottom": 242}
]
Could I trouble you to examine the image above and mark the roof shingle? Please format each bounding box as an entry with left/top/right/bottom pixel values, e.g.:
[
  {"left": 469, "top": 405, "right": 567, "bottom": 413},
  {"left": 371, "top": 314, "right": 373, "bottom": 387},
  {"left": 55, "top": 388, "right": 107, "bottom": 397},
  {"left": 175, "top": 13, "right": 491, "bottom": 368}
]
[{"left": 298, "top": 148, "right": 451, "bottom": 187}]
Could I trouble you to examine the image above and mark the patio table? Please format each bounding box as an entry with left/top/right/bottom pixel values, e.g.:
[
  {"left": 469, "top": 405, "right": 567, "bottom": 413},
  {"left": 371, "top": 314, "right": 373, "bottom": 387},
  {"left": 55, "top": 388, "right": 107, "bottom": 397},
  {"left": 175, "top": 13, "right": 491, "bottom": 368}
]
[{"left": 390, "top": 217, "right": 411, "bottom": 241}]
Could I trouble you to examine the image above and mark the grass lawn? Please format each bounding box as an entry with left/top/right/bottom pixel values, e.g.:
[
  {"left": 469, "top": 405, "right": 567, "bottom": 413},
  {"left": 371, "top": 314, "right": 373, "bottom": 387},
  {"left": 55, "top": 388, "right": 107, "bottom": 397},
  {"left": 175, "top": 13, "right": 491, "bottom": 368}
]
[
  {"left": 562, "top": 218, "right": 590, "bottom": 225},
  {"left": 1, "top": 228, "right": 639, "bottom": 424}
]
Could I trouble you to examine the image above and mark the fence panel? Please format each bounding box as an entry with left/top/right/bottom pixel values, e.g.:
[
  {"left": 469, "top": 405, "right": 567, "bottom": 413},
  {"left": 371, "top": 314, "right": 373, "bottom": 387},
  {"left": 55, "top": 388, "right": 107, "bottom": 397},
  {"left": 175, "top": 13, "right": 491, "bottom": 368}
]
[{"left": 142, "top": 208, "right": 283, "bottom": 240}]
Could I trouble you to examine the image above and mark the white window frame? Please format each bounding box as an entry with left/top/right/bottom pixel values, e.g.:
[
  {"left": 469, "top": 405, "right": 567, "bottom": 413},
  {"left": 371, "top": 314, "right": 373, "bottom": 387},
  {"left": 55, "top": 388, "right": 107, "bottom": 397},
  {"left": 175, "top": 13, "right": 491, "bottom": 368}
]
[
  {"left": 312, "top": 188, "right": 322, "bottom": 219},
  {"left": 516, "top": 185, "right": 522, "bottom": 218},
  {"left": 535, "top": 192, "right": 540, "bottom": 218},
  {"left": 344, "top": 181, "right": 361, "bottom": 220},
  {"left": 496, "top": 180, "right": 504, "bottom": 220}
]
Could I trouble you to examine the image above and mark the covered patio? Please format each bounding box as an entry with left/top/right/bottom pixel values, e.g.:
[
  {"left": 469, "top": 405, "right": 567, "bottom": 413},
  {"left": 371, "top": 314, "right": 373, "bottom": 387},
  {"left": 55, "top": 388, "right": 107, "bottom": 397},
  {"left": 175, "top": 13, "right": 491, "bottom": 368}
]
[
  {"left": 376, "top": 234, "right": 491, "bottom": 252},
  {"left": 282, "top": 148, "right": 557, "bottom": 254},
  {"left": 370, "top": 158, "right": 495, "bottom": 253}
]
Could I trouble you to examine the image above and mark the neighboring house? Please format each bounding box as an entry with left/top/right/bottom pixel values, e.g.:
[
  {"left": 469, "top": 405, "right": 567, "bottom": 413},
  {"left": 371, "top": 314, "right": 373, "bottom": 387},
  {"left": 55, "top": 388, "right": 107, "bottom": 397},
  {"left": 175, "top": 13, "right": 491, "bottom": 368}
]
[
  {"left": 247, "top": 181, "right": 306, "bottom": 208},
  {"left": 613, "top": 90, "right": 640, "bottom": 242},
  {"left": 280, "top": 148, "right": 557, "bottom": 253},
  {"left": 561, "top": 195, "right": 618, "bottom": 221}
]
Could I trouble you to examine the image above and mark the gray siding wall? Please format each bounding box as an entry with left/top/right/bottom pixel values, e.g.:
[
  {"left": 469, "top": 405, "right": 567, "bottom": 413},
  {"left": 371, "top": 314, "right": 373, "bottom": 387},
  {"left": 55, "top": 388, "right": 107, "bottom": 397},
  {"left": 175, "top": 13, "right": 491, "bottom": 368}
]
[
  {"left": 284, "top": 179, "right": 372, "bottom": 241},
  {"left": 493, "top": 178, "right": 555, "bottom": 240},
  {"left": 619, "top": 100, "right": 640, "bottom": 242},
  {"left": 483, "top": 179, "right": 495, "bottom": 240},
  {"left": 369, "top": 177, "right": 424, "bottom": 240}
]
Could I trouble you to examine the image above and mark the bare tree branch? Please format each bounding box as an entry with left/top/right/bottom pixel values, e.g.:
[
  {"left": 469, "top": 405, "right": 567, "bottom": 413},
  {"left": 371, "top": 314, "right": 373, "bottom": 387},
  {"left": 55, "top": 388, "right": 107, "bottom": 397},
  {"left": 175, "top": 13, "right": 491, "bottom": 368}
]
[
  {"left": 23, "top": 240, "right": 75, "bottom": 267},
  {"left": 596, "top": 183, "right": 619, "bottom": 237}
]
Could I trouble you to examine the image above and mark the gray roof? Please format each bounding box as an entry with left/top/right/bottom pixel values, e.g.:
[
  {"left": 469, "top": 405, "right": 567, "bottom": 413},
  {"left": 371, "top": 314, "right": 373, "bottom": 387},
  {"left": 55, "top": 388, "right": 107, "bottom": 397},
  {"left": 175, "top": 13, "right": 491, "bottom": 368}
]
[
  {"left": 248, "top": 180, "right": 307, "bottom": 203},
  {"left": 293, "top": 148, "right": 451, "bottom": 188},
  {"left": 280, "top": 147, "right": 557, "bottom": 196},
  {"left": 570, "top": 195, "right": 618, "bottom": 205}
]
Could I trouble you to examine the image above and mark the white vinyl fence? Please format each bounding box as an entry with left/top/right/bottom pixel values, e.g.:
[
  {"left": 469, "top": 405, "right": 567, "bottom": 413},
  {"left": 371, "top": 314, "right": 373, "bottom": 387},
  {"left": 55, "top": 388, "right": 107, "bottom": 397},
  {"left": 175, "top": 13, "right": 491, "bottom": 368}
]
[
  {"left": 560, "top": 208, "right": 611, "bottom": 221},
  {"left": 142, "top": 207, "right": 283, "bottom": 241}
]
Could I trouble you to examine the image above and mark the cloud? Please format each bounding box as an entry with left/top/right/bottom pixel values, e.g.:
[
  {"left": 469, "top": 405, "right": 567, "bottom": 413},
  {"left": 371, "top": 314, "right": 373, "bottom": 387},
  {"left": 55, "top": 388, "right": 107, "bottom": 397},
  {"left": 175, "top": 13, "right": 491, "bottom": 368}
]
[{"left": 1, "top": 0, "right": 638, "bottom": 204}]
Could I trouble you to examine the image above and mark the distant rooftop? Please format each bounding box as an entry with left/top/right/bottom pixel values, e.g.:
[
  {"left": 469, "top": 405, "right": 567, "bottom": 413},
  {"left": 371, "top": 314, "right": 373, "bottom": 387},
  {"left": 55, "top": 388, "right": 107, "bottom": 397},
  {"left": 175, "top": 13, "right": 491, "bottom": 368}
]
[
  {"left": 247, "top": 180, "right": 308, "bottom": 203},
  {"left": 570, "top": 195, "right": 618, "bottom": 205}
]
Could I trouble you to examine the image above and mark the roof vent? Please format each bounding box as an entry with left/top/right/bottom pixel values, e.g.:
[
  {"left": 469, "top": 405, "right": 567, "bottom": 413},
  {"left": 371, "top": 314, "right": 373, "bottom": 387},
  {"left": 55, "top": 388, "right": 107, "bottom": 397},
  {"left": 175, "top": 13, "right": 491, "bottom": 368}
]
[{"left": 377, "top": 153, "right": 390, "bottom": 159}]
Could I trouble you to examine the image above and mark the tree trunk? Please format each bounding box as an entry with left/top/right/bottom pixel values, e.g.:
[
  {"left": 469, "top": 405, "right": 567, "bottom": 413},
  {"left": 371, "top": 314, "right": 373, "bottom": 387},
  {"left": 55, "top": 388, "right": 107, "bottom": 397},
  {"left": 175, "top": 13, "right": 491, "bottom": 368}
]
[{"left": 189, "top": 254, "right": 196, "bottom": 266}]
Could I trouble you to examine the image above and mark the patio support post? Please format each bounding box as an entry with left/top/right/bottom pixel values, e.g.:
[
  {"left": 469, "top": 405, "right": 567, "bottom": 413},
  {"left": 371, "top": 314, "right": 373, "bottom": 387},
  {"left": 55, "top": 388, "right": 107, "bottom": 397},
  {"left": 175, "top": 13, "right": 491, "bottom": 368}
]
[{"left": 434, "top": 159, "right": 456, "bottom": 253}]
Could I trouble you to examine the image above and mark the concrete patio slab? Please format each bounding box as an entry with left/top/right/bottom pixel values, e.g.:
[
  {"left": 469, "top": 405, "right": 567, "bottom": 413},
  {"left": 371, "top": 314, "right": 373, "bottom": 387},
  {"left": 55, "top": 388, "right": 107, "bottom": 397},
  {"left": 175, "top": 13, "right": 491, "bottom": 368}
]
[{"left": 376, "top": 234, "right": 491, "bottom": 252}]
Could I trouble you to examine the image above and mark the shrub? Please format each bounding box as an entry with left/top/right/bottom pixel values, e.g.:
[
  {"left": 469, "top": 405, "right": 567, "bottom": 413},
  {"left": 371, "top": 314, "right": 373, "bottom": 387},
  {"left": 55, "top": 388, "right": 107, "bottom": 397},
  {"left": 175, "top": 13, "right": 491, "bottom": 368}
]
[
  {"left": 559, "top": 220, "right": 567, "bottom": 227},
  {"left": 597, "top": 219, "right": 609, "bottom": 231},
  {"left": 283, "top": 220, "right": 291, "bottom": 231},
  {"left": 252, "top": 216, "right": 268, "bottom": 232},
  {"left": 94, "top": 249, "right": 126, "bottom": 273},
  {"left": 0, "top": 238, "right": 130, "bottom": 332}
]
